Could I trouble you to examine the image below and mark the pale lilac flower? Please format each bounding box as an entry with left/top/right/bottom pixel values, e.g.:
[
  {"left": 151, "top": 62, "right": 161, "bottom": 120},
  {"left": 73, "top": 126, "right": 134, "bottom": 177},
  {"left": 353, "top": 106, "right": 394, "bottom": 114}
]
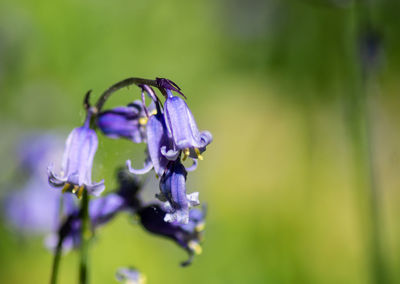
[
  {"left": 156, "top": 77, "right": 212, "bottom": 161},
  {"left": 126, "top": 103, "right": 173, "bottom": 177},
  {"left": 48, "top": 112, "right": 105, "bottom": 197},
  {"left": 163, "top": 90, "right": 212, "bottom": 160}
]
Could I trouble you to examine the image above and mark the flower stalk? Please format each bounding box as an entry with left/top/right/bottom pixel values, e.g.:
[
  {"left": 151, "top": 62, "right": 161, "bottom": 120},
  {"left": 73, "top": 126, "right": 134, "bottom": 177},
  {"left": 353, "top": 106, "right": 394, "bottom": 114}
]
[
  {"left": 95, "top": 78, "right": 158, "bottom": 112},
  {"left": 79, "top": 190, "right": 90, "bottom": 284},
  {"left": 49, "top": 231, "right": 64, "bottom": 284}
]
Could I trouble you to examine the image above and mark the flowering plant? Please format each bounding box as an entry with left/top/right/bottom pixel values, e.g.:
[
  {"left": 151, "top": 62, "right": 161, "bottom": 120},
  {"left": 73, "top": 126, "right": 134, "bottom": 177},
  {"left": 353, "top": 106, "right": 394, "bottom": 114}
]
[{"left": 43, "top": 77, "right": 212, "bottom": 283}]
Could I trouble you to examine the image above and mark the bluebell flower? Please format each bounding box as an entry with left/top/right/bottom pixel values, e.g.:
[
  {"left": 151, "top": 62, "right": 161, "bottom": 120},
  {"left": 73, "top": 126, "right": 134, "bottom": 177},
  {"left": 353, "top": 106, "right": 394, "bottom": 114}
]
[
  {"left": 163, "top": 89, "right": 212, "bottom": 161},
  {"left": 158, "top": 159, "right": 199, "bottom": 224},
  {"left": 96, "top": 100, "right": 148, "bottom": 143},
  {"left": 115, "top": 267, "right": 146, "bottom": 284},
  {"left": 48, "top": 112, "right": 105, "bottom": 197},
  {"left": 138, "top": 204, "right": 206, "bottom": 266},
  {"left": 127, "top": 103, "right": 173, "bottom": 177}
]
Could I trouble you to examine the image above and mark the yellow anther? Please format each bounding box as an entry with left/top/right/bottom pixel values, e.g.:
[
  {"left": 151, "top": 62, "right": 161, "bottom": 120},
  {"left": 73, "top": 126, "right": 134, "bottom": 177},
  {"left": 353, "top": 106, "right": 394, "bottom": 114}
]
[
  {"left": 139, "top": 110, "right": 157, "bottom": 126},
  {"left": 77, "top": 186, "right": 85, "bottom": 199},
  {"left": 195, "top": 222, "right": 206, "bottom": 232},
  {"left": 72, "top": 185, "right": 79, "bottom": 194},
  {"left": 194, "top": 148, "right": 203, "bottom": 161},
  {"left": 188, "top": 241, "right": 202, "bottom": 255},
  {"left": 139, "top": 117, "right": 148, "bottom": 125},
  {"left": 62, "top": 183, "right": 70, "bottom": 194},
  {"left": 182, "top": 148, "right": 190, "bottom": 161}
]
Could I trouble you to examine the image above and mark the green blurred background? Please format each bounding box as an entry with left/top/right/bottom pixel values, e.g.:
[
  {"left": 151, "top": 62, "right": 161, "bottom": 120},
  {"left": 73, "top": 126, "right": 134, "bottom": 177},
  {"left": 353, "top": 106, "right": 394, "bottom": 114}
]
[{"left": 1, "top": 0, "right": 400, "bottom": 283}]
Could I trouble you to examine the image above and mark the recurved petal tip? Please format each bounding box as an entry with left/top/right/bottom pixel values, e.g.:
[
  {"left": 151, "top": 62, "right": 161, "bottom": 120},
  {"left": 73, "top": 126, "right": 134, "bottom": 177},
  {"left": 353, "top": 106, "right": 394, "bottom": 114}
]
[
  {"left": 126, "top": 159, "right": 153, "bottom": 175},
  {"left": 86, "top": 180, "right": 106, "bottom": 197}
]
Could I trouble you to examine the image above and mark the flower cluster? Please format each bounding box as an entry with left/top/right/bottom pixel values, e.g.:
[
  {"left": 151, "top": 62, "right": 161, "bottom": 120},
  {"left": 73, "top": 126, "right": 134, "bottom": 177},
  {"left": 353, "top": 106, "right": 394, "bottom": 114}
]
[
  {"left": 40, "top": 77, "right": 212, "bottom": 279},
  {"left": 99, "top": 78, "right": 212, "bottom": 224}
]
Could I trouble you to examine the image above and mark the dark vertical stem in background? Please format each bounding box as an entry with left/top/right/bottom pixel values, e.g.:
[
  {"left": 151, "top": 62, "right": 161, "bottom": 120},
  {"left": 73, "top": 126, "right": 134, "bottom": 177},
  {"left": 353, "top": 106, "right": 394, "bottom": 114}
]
[
  {"left": 49, "top": 234, "right": 64, "bottom": 284},
  {"left": 79, "top": 190, "right": 90, "bottom": 284},
  {"left": 346, "top": 1, "right": 387, "bottom": 283}
]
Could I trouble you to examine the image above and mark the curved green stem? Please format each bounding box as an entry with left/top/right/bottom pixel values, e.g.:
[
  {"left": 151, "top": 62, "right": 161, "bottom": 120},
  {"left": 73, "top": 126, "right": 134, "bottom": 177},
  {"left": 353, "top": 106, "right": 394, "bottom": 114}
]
[{"left": 95, "top": 77, "right": 158, "bottom": 112}]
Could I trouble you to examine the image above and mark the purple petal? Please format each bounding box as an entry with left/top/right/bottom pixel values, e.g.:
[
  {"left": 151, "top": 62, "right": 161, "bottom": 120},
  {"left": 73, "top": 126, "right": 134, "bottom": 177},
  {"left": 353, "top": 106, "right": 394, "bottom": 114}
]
[
  {"left": 49, "top": 118, "right": 105, "bottom": 197},
  {"left": 164, "top": 96, "right": 204, "bottom": 149},
  {"left": 146, "top": 114, "right": 169, "bottom": 176},
  {"left": 185, "top": 159, "right": 198, "bottom": 172},
  {"left": 97, "top": 101, "right": 146, "bottom": 143},
  {"left": 126, "top": 159, "right": 153, "bottom": 175}
]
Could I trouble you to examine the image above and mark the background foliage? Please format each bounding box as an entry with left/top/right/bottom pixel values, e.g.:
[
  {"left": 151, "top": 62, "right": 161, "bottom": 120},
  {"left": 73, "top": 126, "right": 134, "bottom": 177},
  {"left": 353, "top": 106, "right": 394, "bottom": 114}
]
[{"left": 1, "top": 0, "right": 400, "bottom": 283}]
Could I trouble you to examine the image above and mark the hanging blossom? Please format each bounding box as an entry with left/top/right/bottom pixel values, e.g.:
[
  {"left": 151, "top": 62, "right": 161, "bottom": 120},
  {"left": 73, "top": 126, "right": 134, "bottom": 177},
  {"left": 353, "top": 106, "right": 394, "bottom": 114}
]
[
  {"left": 158, "top": 159, "right": 199, "bottom": 223},
  {"left": 48, "top": 109, "right": 105, "bottom": 198},
  {"left": 162, "top": 88, "right": 212, "bottom": 161},
  {"left": 106, "top": 79, "right": 213, "bottom": 225},
  {"left": 96, "top": 100, "right": 149, "bottom": 143}
]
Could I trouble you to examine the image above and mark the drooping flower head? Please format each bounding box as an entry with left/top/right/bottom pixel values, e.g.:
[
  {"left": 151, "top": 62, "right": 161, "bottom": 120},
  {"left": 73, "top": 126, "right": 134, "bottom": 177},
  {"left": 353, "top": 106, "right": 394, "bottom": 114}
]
[
  {"left": 156, "top": 78, "right": 212, "bottom": 161},
  {"left": 48, "top": 109, "right": 105, "bottom": 197},
  {"left": 138, "top": 204, "right": 206, "bottom": 266},
  {"left": 126, "top": 101, "right": 172, "bottom": 177}
]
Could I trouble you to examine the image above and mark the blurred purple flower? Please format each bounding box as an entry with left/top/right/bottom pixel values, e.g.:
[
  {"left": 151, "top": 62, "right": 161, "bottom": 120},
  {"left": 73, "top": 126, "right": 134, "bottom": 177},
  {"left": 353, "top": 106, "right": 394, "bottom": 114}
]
[
  {"left": 115, "top": 267, "right": 146, "bottom": 284},
  {"left": 3, "top": 133, "right": 74, "bottom": 236},
  {"left": 96, "top": 101, "right": 148, "bottom": 143},
  {"left": 138, "top": 204, "right": 206, "bottom": 266},
  {"left": 5, "top": 176, "right": 61, "bottom": 235},
  {"left": 47, "top": 169, "right": 142, "bottom": 252},
  {"left": 48, "top": 113, "right": 105, "bottom": 197},
  {"left": 46, "top": 193, "right": 126, "bottom": 252}
]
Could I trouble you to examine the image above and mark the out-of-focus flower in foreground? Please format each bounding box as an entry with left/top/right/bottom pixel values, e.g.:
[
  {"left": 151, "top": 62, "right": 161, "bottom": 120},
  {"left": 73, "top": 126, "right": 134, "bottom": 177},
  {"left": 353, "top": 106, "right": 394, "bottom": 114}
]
[
  {"left": 3, "top": 133, "right": 68, "bottom": 235},
  {"left": 116, "top": 267, "right": 146, "bottom": 284}
]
